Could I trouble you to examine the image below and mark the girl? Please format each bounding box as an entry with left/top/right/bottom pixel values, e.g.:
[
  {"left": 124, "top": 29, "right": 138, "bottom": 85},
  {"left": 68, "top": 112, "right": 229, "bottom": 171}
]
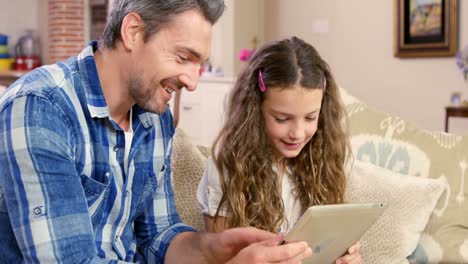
[{"left": 197, "top": 37, "right": 360, "bottom": 263}]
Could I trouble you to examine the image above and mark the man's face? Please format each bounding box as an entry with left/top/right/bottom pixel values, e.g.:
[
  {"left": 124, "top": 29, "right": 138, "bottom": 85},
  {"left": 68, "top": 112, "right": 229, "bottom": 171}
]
[{"left": 129, "top": 10, "right": 212, "bottom": 113}]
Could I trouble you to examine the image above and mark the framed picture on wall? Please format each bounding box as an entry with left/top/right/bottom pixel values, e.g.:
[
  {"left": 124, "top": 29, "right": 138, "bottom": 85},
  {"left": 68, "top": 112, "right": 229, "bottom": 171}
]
[{"left": 394, "top": 0, "right": 458, "bottom": 58}]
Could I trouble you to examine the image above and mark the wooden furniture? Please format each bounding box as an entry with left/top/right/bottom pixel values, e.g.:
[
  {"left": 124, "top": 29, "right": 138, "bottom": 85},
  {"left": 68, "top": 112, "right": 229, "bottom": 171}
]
[
  {"left": 172, "top": 89, "right": 182, "bottom": 128},
  {"left": 0, "top": 70, "right": 27, "bottom": 87},
  {"left": 445, "top": 105, "right": 468, "bottom": 132},
  {"left": 169, "top": 76, "right": 235, "bottom": 147}
]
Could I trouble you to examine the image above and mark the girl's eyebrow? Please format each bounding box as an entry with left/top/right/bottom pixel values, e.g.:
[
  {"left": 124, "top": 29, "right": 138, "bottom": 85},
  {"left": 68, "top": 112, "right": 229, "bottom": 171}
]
[{"left": 270, "top": 109, "right": 320, "bottom": 116}]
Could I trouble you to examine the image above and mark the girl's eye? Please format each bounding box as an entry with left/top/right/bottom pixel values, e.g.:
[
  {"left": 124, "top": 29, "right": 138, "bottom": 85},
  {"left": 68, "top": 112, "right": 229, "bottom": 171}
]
[
  {"left": 275, "top": 117, "right": 288, "bottom": 123},
  {"left": 306, "top": 117, "right": 317, "bottom": 122}
]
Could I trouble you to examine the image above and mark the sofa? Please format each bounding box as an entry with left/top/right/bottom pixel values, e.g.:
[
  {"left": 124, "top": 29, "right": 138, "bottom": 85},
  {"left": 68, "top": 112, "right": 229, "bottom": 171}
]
[{"left": 170, "top": 87, "right": 467, "bottom": 264}]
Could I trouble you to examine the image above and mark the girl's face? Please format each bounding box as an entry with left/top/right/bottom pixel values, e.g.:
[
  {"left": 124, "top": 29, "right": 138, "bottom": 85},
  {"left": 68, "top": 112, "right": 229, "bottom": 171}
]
[{"left": 261, "top": 85, "right": 323, "bottom": 160}]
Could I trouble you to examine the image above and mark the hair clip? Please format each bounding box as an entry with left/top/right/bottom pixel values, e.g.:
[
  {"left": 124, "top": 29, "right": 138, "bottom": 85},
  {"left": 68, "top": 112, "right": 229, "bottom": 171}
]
[
  {"left": 323, "top": 77, "right": 327, "bottom": 90},
  {"left": 258, "top": 70, "right": 266, "bottom": 92}
]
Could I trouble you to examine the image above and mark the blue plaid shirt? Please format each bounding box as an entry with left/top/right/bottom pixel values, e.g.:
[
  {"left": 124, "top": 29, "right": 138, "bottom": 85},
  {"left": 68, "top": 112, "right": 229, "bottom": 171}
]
[{"left": 0, "top": 41, "right": 195, "bottom": 263}]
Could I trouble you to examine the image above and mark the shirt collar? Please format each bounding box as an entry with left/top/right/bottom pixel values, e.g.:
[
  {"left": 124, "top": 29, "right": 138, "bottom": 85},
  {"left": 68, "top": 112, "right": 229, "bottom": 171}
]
[
  {"left": 77, "top": 40, "right": 109, "bottom": 119},
  {"left": 77, "top": 41, "right": 154, "bottom": 129}
]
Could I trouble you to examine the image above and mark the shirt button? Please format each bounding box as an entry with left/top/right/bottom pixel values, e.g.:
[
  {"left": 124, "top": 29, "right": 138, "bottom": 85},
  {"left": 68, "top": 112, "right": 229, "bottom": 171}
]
[
  {"left": 33, "top": 206, "right": 44, "bottom": 216},
  {"left": 115, "top": 235, "right": 119, "bottom": 241},
  {"left": 113, "top": 146, "right": 119, "bottom": 152}
]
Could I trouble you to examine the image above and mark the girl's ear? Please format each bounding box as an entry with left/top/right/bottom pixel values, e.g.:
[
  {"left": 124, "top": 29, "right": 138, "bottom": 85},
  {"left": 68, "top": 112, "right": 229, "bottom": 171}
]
[{"left": 120, "top": 12, "right": 144, "bottom": 51}]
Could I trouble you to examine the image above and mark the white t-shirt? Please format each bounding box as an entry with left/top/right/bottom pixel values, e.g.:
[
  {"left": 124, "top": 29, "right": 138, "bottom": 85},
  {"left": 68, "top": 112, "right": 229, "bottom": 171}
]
[
  {"left": 124, "top": 109, "right": 133, "bottom": 175},
  {"left": 114, "top": 109, "right": 133, "bottom": 188},
  {"left": 196, "top": 157, "right": 302, "bottom": 233}
]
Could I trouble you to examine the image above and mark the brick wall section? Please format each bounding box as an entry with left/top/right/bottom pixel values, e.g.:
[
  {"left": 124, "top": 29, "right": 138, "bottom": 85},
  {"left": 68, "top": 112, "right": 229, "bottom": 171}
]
[
  {"left": 90, "top": 4, "right": 107, "bottom": 40},
  {"left": 48, "top": 0, "right": 85, "bottom": 63}
]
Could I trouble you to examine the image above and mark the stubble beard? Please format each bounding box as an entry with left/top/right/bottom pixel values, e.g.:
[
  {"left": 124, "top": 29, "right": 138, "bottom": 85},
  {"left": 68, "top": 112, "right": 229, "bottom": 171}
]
[{"left": 128, "top": 76, "right": 164, "bottom": 114}]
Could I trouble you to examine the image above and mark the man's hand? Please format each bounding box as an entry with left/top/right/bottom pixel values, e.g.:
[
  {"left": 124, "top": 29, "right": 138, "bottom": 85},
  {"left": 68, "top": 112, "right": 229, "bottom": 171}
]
[
  {"left": 227, "top": 232, "right": 312, "bottom": 264},
  {"left": 335, "top": 241, "right": 361, "bottom": 264},
  {"left": 205, "top": 227, "right": 312, "bottom": 264}
]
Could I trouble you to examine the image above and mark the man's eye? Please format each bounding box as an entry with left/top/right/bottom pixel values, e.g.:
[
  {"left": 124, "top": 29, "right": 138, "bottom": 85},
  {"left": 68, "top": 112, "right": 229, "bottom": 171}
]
[{"left": 178, "top": 55, "right": 189, "bottom": 62}]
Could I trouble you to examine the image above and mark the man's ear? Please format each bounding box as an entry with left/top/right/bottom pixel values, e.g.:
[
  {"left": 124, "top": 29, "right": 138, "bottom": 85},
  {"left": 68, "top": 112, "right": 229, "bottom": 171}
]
[{"left": 120, "top": 12, "right": 144, "bottom": 51}]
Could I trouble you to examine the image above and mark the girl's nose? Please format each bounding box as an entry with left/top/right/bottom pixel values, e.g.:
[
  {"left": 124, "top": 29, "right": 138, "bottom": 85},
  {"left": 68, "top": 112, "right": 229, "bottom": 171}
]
[{"left": 289, "top": 122, "right": 305, "bottom": 140}]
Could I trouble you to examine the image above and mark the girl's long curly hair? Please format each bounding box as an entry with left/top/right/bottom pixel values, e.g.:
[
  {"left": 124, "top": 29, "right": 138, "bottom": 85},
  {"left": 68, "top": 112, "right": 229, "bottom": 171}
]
[{"left": 212, "top": 36, "right": 350, "bottom": 232}]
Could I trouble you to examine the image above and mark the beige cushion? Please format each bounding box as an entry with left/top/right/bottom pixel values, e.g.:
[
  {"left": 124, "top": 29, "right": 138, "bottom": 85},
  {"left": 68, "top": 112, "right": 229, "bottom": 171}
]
[
  {"left": 346, "top": 160, "right": 445, "bottom": 264},
  {"left": 171, "top": 128, "right": 207, "bottom": 231},
  {"left": 341, "top": 87, "right": 468, "bottom": 263}
]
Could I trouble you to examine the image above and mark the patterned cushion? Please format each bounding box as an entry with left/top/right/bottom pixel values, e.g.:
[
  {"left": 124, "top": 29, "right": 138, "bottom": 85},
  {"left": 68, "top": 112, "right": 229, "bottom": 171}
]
[
  {"left": 196, "top": 145, "right": 210, "bottom": 158},
  {"left": 171, "top": 128, "right": 207, "bottom": 231},
  {"left": 341, "top": 88, "right": 468, "bottom": 263},
  {"left": 346, "top": 160, "right": 445, "bottom": 264}
]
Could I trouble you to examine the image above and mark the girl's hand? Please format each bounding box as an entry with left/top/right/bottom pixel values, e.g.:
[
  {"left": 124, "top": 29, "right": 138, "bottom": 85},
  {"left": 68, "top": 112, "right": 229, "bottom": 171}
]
[{"left": 336, "top": 241, "right": 361, "bottom": 264}]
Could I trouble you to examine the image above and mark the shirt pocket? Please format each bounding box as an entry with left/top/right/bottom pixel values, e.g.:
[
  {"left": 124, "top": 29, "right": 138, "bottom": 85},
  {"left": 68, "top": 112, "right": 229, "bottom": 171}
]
[
  {"left": 80, "top": 172, "right": 112, "bottom": 223},
  {"left": 134, "top": 170, "right": 157, "bottom": 215}
]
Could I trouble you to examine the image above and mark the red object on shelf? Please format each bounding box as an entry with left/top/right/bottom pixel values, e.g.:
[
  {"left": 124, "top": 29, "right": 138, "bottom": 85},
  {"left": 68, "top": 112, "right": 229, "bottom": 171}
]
[
  {"left": 15, "top": 55, "right": 40, "bottom": 71},
  {"left": 14, "top": 30, "right": 41, "bottom": 71}
]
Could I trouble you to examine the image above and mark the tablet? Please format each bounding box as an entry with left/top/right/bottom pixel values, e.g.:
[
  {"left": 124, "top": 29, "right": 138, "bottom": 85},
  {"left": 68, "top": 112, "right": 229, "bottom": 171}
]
[{"left": 284, "top": 203, "right": 386, "bottom": 264}]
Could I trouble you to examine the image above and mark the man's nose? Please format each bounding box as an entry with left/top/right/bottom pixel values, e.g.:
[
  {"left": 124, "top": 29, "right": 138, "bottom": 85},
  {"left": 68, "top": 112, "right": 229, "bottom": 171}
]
[{"left": 180, "top": 63, "right": 201, "bottom": 91}]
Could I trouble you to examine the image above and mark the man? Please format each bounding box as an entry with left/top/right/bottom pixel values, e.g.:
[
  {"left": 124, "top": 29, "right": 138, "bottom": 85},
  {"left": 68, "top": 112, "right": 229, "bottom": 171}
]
[{"left": 0, "top": 0, "right": 313, "bottom": 263}]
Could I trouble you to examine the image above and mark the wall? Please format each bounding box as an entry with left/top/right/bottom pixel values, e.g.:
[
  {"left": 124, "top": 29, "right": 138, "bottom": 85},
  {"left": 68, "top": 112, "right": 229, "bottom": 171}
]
[
  {"left": 210, "top": 0, "right": 235, "bottom": 77},
  {"left": 38, "top": 1, "right": 50, "bottom": 64},
  {"left": 48, "top": 0, "right": 86, "bottom": 63},
  {"left": 210, "top": 0, "right": 264, "bottom": 77},
  {"left": 0, "top": 0, "right": 88, "bottom": 65},
  {"left": 89, "top": 0, "right": 107, "bottom": 40},
  {"left": 233, "top": 0, "right": 264, "bottom": 74},
  {"left": 0, "top": 0, "right": 39, "bottom": 56},
  {"left": 264, "top": 0, "right": 468, "bottom": 134}
]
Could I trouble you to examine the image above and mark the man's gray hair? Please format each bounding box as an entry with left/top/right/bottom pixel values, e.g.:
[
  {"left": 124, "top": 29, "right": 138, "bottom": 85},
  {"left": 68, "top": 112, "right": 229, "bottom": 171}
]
[{"left": 101, "top": 0, "right": 225, "bottom": 49}]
